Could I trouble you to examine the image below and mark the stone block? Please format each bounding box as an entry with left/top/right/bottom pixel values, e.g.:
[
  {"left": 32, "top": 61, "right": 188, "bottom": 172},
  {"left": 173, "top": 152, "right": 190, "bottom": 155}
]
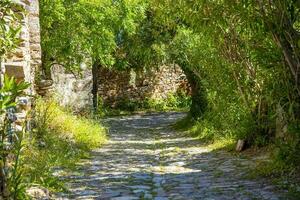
[
  {"left": 30, "top": 44, "right": 41, "bottom": 51},
  {"left": 236, "top": 140, "right": 245, "bottom": 152},
  {"left": 4, "top": 63, "right": 26, "bottom": 82},
  {"left": 17, "top": 97, "right": 32, "bottom": 110},
  {"left": 38, "top": 79, "right": 53, "bottom": 88},
  {"left": 26, "top": 186, "right": 50, "bottom": 200}
]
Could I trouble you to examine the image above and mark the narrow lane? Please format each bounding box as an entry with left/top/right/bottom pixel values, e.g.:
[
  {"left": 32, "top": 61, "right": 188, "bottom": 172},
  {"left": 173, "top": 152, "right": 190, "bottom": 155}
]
[{"left": 56, "top": 112, "right": 285, "bottom": 200}]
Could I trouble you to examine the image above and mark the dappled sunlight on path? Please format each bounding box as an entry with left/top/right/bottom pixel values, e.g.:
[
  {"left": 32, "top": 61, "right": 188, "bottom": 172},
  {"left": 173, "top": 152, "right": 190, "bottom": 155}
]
[{"left": 55, "top": 112, "right": 285, "bottom": 200}]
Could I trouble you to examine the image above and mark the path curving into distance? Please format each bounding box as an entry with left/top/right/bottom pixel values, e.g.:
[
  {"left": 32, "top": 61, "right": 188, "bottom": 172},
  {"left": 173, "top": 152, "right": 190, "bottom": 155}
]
[{"left": 55, "top": 112, "right": 286, "bottom": 200}]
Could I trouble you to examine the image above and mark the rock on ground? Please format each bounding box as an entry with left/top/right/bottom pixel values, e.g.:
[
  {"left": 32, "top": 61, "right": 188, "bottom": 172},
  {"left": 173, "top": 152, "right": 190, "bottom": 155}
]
[{"left": 26, "top": 186, "right": 50, "bottom": 200}]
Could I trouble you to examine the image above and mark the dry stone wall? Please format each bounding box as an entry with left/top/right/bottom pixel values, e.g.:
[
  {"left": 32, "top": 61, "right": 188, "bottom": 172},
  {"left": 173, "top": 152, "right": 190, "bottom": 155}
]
[
  {"left": 98, "top": 65, "right": 189, "bottom": 107},
  {"left": 50, "top": 65, "right": 189, "bottom": 110}
]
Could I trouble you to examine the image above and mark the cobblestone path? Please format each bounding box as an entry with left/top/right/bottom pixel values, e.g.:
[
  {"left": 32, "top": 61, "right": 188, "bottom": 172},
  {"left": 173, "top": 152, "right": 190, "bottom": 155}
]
[{"left": 56, "top": 112, "right": 286, "bottom": 200}]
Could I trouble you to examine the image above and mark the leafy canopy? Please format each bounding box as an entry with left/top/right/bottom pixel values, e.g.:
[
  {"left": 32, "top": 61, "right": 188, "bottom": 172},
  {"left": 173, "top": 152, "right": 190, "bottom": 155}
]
[{"left": 40, "top": 0, "right": 147, "bottom": 71}]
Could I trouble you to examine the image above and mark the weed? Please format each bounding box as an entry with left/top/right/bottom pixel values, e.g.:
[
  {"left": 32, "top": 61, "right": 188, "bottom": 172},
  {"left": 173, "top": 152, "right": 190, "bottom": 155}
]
[
  {"left": 0, "top": 75, "right": 30, "bottom": 198},
  {"left": 22, "top": 98, "right": 107, "bottom": 192},
  {"left": 103, "top": 92, "right": 191, "bottom": 116}
]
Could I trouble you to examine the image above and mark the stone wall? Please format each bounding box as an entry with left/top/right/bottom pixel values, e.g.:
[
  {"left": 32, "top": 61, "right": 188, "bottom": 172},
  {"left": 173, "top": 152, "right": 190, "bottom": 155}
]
[
  {"left": 51, "top": 65, "right": 93, "bottom": 111},
  {"left": 50, "top": 65, "right": 189, "bottom": 110},
  {"left": 98, "top": 65, "right": 189, "bottom": 107},
  {"left": 0, "top": 0, "right": 41, "bottom": 94},
  {"left": 0, "top": 0, "right": 42, "bottom": 135}
]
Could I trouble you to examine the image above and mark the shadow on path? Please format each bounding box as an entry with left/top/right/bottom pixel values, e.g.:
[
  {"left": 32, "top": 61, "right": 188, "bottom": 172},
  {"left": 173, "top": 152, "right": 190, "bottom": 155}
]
[{"left": 55, "top": 112, "right": 286, "bottom": 200}]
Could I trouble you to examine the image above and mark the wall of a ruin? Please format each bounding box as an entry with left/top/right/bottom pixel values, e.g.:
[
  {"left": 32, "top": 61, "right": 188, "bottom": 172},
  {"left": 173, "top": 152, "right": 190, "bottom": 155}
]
[
  {"left": 98, "top": 65, "right": 189, "bottom": 107},
  {"left": 1, "top": 0, "right": 41, "bottom": 94},
  {"left": 0, "top": 0, "right": 41, "bottom": 136},
  {"left": 50, "top": 65, "right": 189, "bottom": 110},
  {"left": 51, "top": 65, "right": 93, "bottom": 110}
]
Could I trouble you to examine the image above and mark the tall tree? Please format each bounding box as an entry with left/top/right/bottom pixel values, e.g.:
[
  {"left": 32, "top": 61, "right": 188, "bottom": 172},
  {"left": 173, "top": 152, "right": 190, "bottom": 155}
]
[
  {"left": 40, "top": 0, "right": 147, "bottom": 109},
  {"left": 146, "top": 0, "right": 299, "bottom": 146}
]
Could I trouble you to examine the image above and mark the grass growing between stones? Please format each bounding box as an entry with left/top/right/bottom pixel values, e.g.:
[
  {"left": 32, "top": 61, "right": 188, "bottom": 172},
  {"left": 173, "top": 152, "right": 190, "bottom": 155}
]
[
  {"left": 175, "top": 115, "right": 300, "bottom": 198},
  {"left": 22, "top": 99, "right": 107, "bottom": 193},
  {"left": 247, "top": 152, "right": 300, "bottom": 199}
]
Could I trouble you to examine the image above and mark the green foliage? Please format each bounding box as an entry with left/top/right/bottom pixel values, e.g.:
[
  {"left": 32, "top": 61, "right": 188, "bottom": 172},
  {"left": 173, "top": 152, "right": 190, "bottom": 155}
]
[
  {"left": 145, "top": 0, "right": 300, "bottom": 175},
  {"left": 165, "top": 91, "right": 191, "bottom": 108},
  {"left": 40, "top": 0, "right": 147, "bottom": 73},
  {"left": 0, "top": 76, "right": 30, "bottom": 199},
  {"left": 40, "top": 0, "right": 300, "bottom": 176},
  {"left": 275, "top": 140, "right": 300, "bottom": 171},
  {"left": 154, "top": 0, "right": 299, "bottom": 138},
  {"left": 35, "top": 98, "right": 107, "bottom": 150},
  {"left": 40, "top": 0, "right": 149, "bottom": 109},
  {"left": 0, "top": 1, "right": 29, "bottom": 198},
  {"left": 0, "top": 0, "right": 23, "bottom": 58},
  {"left": 249, "top": 130, "right": 300, "bottom": 198},
  {"left": 105, "top": 92, "right": 191, "bottom": 115},
  {"left": 23, "top": 98, "right": 107, "bottom": 191},
  {"left": 9, "top": 131, "right": 27, "bottom": 200}
]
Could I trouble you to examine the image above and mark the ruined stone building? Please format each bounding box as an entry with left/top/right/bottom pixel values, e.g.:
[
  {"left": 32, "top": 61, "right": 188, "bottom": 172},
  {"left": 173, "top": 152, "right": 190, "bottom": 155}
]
[
  {"left": 0, "top": 0, "right": 42, "bottom": 136},
  {"left": 51, "top": 64, "right": 189, "bottom": 111},
  {"left": 1, "top": 0, "right": 42, "bottom": 94}
]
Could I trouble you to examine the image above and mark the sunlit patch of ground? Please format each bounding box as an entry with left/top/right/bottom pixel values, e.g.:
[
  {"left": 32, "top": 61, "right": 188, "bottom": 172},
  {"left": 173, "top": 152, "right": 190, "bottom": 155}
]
[{"left": 54, "top": 112, "right": 287, "bottom": 200}]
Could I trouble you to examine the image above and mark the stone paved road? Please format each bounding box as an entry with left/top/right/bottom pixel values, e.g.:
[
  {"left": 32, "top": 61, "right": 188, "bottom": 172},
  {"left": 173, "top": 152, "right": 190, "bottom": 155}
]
[{"left": 55, "top": 112, "right": 286, "bottom": 200}]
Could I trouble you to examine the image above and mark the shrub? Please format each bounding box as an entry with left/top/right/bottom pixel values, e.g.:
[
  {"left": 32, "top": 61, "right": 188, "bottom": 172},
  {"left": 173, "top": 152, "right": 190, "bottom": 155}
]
[
  {"left": 107, "top": 92, "right": 191, "bottom": 115},
  {"left": 0, "top": 76, "right": 30, "bottom": 199},
  {"left": 23, "top": 98, "right": 107, "bottom": 191},
  {"left": 37, "top": 98, "right": 106, "bottom": 149}
]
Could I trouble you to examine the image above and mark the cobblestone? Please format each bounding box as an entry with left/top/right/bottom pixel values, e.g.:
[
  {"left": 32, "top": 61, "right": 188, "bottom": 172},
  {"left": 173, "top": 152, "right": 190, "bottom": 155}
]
[{"left": 55, "top": 112, "right": 286, "bottom": 200}]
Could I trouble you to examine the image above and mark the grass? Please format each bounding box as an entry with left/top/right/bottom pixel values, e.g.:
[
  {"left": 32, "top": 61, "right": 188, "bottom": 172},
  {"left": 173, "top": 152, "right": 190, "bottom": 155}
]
[
  {"left": 246, "top": 146, "right": 300, "bottom": 198},
  {"left": 22, "top": 98, "right": 107, "bottom": 192},
  {"left": 49, "top": 103, "right": 107, "bottom": 150},
  {"left": 205, "top": 138, "right": 235, "bottom": 151},
  {"left": 173, "top": 114, "right": 195, "bottom": 131},
  {"left": 102, "top": 103, "right": 189, "bottom": 117},
  {"left": 174, "top": 115, "right": 300, "bottom": 198},
  {"left": 101, "top": 92, "right": 191, "bottom": 116},
  {"left": 173, "top": 115, "right": 235, "bottom": 151}
]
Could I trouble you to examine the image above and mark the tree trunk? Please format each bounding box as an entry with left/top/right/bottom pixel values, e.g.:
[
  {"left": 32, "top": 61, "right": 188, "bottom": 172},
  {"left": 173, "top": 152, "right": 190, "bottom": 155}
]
[
  {"left": 272, "top": 32, "right": 300, "bottom": 96},
  {"left": 92, "top": 61, "right": 99, "bottom": 111}
]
